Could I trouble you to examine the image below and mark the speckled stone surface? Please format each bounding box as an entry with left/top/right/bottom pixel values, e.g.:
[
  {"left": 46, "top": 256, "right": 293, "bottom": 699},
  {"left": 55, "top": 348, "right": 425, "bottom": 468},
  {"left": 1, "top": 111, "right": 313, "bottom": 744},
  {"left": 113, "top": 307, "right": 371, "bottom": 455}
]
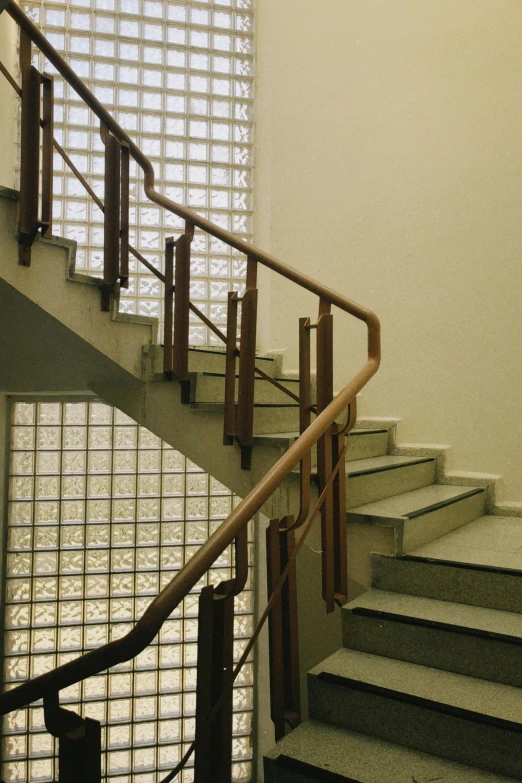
[{"left": 265, "top": 719, "right": 519, "bottom": 782}]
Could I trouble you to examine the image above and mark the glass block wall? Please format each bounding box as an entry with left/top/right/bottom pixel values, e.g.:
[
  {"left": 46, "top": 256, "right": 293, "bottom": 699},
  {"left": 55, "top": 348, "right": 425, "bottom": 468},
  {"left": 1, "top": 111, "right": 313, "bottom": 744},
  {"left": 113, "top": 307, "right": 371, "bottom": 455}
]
[
  {"left": 2, "top": 401, "right": 254, "bottom": 783},
  {"left": 22, "top": 0, "right": 254, "bottom": 346}
]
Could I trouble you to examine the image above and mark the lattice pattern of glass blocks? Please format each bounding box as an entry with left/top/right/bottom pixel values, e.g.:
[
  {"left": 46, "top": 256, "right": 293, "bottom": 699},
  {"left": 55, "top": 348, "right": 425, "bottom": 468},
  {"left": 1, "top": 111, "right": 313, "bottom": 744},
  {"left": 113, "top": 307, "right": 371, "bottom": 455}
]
[
  {"left": 22, "top": 0, "right": 254, "bottom": 345},
  {"left": 3, "top": 401, "right": 254, "bottom": 782}
]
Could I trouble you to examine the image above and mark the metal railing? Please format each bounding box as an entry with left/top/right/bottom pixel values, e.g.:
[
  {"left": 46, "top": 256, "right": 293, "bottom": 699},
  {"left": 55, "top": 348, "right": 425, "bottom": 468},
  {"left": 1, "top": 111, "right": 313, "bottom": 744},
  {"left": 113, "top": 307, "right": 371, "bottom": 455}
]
[{"left": 0, "top": 3, "right": 381, "bottom": 780}]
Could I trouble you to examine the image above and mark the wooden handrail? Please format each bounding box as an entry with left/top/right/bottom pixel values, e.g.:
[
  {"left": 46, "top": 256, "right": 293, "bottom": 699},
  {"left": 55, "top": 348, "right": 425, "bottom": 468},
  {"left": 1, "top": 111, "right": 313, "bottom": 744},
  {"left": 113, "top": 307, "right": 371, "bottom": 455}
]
[
  {"left": 5, "top": 1, "right": 380, "bottom": 352},
  {"left": 0, "top": 0, "right": 381, "bottom": 720}
]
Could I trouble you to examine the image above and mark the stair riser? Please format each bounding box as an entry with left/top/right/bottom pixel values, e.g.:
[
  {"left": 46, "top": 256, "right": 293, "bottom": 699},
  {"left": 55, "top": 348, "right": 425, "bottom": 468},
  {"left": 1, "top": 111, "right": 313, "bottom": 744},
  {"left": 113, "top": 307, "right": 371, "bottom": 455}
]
[
  {"left": 372, "top": 554, "right": 522, "bottom": 613},
  {"left": 253, "top": 407, "right": 301, "bottom": 434},
  {"left": 346, "top": 461, "right": 436, "bottom": 509},
  {"left": 342, "top": 611, "right": 522, "bottom": 688},
  {"left": 346, "top": 431, "right": 389, "bottom": 463},
  {"left": 193, "top": 375, "right": 303, "bottom": 405},
  {"left": 308, "top": 674, "right": 522, "bottom": 780},
  {"left": 401, "top": 490, "right": 486, "bottom": 551},
  {"left": 153, "top": 347, "right": 280, "bottom": 377}
]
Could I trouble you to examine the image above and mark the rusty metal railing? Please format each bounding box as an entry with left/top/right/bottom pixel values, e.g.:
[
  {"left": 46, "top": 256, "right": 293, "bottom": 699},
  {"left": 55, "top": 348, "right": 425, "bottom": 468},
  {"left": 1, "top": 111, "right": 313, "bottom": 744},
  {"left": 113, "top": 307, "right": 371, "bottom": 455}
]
[{"left": 0, "top": 3, "right": 381, "bottom": 781}]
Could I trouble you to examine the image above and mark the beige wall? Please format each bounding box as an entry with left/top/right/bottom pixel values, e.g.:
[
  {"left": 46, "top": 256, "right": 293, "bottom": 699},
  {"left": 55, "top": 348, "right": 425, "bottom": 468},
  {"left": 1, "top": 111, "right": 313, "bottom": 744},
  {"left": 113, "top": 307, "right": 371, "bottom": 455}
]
[
  {"left": 255, "top": 0, "right": 522, "bottom": 501},
  {"left": 0, "top": 11, "right": 18, "bottom": 189}
]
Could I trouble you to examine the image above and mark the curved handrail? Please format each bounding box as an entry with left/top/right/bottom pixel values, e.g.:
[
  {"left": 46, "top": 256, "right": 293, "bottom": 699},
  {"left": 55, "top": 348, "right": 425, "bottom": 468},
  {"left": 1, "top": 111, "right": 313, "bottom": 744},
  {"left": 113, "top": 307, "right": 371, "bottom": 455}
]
[{"left": 0, "top": 0, "right": 381, "bottom": 715}]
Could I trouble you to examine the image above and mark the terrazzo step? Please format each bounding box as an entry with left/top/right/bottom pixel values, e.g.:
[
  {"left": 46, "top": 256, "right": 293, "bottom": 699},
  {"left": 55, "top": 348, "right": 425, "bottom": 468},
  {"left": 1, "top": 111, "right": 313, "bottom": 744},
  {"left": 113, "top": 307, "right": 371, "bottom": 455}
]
[
  {"left": 342, "top": 588, "right": 522, "bottom": 687},
  {"left": 152, "top": 345, "right": 281, "bottom": 377},
  {"left": 348, "top": 484, "right": 486, "bottom": 551},
  {"left": 264, "top": 718, "right": 518, "bottom": 783},
  {"left": 372, "top": 552, "right": 522, "bottom": 613},
  {"left": 253, "top": 427, "right": 389, "bottom": 464},
  {"left": 344, "top": 455, "right": 436, "bottom": 509},
  {"left": 191, "top": 372, "right": 302, "bottom": 405},
  {"left": 308, "top": 648, "right": 522, "bottom": 780},
  {"left": 190, "top": 401, "right": 301, "bottom": 433}
]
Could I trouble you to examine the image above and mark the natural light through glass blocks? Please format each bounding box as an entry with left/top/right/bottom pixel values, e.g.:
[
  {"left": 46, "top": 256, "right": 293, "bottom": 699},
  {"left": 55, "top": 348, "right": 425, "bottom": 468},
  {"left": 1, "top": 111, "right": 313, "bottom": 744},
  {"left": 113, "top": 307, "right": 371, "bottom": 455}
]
[
  {"left": 22, "top": 0, "right": 254, "bottom": 345},
  {"left": 3, "top": 401, "right": 254, "bottom": 782}
]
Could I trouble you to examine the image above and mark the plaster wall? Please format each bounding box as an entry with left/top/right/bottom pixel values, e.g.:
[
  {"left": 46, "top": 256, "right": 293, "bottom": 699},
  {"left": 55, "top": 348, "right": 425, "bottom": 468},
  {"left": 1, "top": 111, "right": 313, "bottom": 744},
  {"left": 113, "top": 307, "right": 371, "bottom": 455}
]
[
  {"left": 254, "top": 0, "right": 522, "bottom": 501},
  {"left": 0, "top": 11, "right": 17, "bottom": 190}
]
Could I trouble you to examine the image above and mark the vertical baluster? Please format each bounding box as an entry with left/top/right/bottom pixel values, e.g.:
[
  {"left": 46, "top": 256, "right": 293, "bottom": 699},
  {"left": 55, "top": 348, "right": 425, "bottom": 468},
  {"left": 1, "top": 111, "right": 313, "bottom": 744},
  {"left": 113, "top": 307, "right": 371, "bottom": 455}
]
[
  {"left": 173, "top": 222, "right": 193, "bottom": 403},
  {"left": 18, "top": 48, "right": 41, "bottom": 266},
  {"left": 40, "top": 73, "right": 54, "bottom": 240},
  {"left": 163, "top": 237, "right": 175, "bottom": 379},
  {"left": 266, "top": 518, "right": 301, "bottom": 740},
  {"left": 194, "top": 582, "right": 235, "bottom": 783},
  {"left": 223, "top": 291, "right": 239, "bottom": 445},
  {"left": 316, "top": 299, "right": 335, "bottom": 612},
  {"left": 120, "top": 141, "right": 130, "bottom": 287},
  {"left": 102, "top": 132, "right": 121, "bottom": 312},
  {"left": 237, "top": 257, "right": 258, "bottom": 470},
  {"left": 296, "top": 317, "right": 312, "bottom": 525}
]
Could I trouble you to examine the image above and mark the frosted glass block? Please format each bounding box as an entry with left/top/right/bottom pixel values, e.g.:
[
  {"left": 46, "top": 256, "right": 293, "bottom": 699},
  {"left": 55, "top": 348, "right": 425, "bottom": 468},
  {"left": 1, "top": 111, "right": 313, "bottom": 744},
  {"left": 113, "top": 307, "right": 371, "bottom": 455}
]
[
  {"left": 87, "top": 498, "right": 110, "bottom": 521},
  {"left": 159, "top": 693, "right": 181, "bottom": 718},
  {"left": 7, "top": 553, "right": 32, "bottom": 577},
  {"left": 35, "top": 526, "right": 58, "bottom": 549},
  {"left": 62, "top": 475, "right": 86, "bottom": 497},
  {"left": 111, "top": 548, "right": 134, "bottom": 571},
  {"left": 89, "top": 427, "right": 112, "bottom": 449},
  {"left": 5, "top": 629, "right": 30, "bottom": 654},
  {"left": 3, "top": 735, "right": 27, "bottom": 758},
  {"left": 108, "top": 750, "right": 131, "bottom": 773},
  {"left": 31, "top": 654, "right": 55, "bottom": 677},
  {"left": 11, "top": 451, "right": 35, "bottom": 475},
  {"left": 10, "top": 476, "right": 34, "bottom": 500},
  {"left": 60, "top": 525, "right": 84, "bottom": 548},
  {"left": 13, "top": 403, "right": 35, "bottom": 425},
  {"left": 89, "top": 403, "right": 112, "bottom": 425},
  {"left": 84, "top": 701, "right": 106, "bottom": 723},
  {"left": 86, "top": 524, "right": 110, "bottom": 547},
  {"left": 3, "top": 709, "right": 27, "bottom": 733},
  {"left": 138, "top": 475, "right": 160, "bottom": 496},
  {"left": 109, "top": 699, "right": 132, "bottom": 722},
  {"left": 59, "top": 549, "right": 85, "bottom": 573},
  {"left": 8, "top": 501, "right": 33, "bottom": 525},
  {"left": 59, "top": 626, "right": 82, "bottom": 649},
  {"left": 60, "top": 575, "right": 83, "bottom": 598},
  {"left": 35, "top": 451, "right": 60, "bottom": 475},
  {"left": 4, "top": 656, "right": 29, "bottom": 681},
  {"left": 109, "top": 725, "right": 131, "bottom": 748},
  {"left": 64, "top": 403, "right": 87, "bottom": 425},
  {"left": 63, "top": 426, "right": 87, "bottom": 449},
  {"left": 114, "top": 427, "right": 137, "bottom": 449},
  {"left": 59, "top": 602, "right": 82, "bottom": 624},
  {"left": 161, "top": 547, "right": 182, "bottom": 569},
  {"left": 136, "top": 571, "right": 159, "bottom": 595},
  {"left": 134, "top": 746, "right": 156, "bottom": 769},
  {"left": 87, "top": 450, "right": 112, "bottom": 474},
  {"left": 111, "top": 598, "right": 133, "bottom": 621},
  {"left": 35, "top": 501, "right": 59, "bottom": 524},
  {"left": 112, "top": 523, "right": 135, "bottom": 546},
  {"left": 86, "top": 550, "right": 109, "bottom": 571},
  {"left": 162, "top": 450, "right": 185, "bottom": 472},
  {"left": 32, "top": 427, "right": 62, "bottom": 449},
  {"left": 85, "top": 598, "right": 108, "bottom": 620},
  {"left": 34, "top": 578, "right": 58, "bottom": 601},
  {"left": 137, "top": 498, "right": 160, "bottom": 520},
  {"left": 85, "top": 624, "right": 108, "bottom": 647},
  {"left": 8, "top": 527, "right": 32, "bottom": 550},
  {"left": 185, "top": 497, "right": 207, "bottom": 519},
  {"left": 111, "top": 573, "right": 133, "bottom": 595}
]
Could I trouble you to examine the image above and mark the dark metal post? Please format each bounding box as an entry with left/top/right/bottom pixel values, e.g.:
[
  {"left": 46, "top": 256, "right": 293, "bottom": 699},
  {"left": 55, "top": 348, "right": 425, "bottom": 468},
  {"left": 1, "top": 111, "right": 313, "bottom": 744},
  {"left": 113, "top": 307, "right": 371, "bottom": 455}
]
[
  {"left": 237, "top": 257, "right": 258, "bottom": 470},
  {"left": 102, "top": 131, "right": 121, "bottom": 311},
  {"left": 224, "top": 291, "right": 239, "bottom": 445},
  {"left": 164, "top": 237, "right": 175, "bottom": 379},
  {"left": 40, "top": 73, "right": 54, "bottom": 239}
]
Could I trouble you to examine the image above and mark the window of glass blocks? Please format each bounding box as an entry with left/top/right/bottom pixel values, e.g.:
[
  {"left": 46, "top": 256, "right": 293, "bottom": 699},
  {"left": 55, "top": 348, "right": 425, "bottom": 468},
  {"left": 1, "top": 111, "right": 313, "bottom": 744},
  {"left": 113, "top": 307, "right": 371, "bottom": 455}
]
[
  {"left": 21, "top": 0, "right": 254, "bottom": 346},
  {"left": 2, "top": 400, "right": 254, "bottom": 783}
]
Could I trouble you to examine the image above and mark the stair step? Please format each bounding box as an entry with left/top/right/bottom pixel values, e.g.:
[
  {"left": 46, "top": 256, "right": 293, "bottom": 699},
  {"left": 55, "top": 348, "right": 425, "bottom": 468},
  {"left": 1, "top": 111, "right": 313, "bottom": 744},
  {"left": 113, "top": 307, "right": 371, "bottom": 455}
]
[
  {"left": 153, "top": 345, "right": 281, "bottom": 377},
  {"left": 308, "top": 648, "right": 522, "bottom": 780},
  {"left": 372, "top": 552, "right": 522, "bottom": 613},
  {"left": 264, "top": 718, "right": 518, "bottom": 783},
  {"left": 342, "top": 588, "right": 522, "bottom": 687},
  {"left": 192, "top": 371, "right": 302, "bottom": 405},
  {"left": 348, "top": 484, "right": 486, "bottom": 551},
  {"left": 253, "top": 427, "right": 389, "bottom": 464},
  {"left": 344, "top": 455, "right": 436, "bottom": 509}
]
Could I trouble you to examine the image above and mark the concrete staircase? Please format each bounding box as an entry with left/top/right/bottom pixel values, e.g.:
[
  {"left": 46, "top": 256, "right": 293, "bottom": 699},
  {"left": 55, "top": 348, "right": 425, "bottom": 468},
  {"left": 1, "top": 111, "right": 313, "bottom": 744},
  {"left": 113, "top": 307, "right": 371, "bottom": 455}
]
[
  {"left": 3, "top": 188, "right": 522, "bottom": 781},
  {"left": 265, "top": 532, "right": 522, "bottom": 781}
]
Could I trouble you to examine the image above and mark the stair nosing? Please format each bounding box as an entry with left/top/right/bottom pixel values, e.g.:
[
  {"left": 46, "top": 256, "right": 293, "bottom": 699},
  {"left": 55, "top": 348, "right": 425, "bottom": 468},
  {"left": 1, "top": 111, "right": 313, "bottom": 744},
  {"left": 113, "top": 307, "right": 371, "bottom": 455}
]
[
  {"left": 346, "top": 456, "right": 434, "bottom": 478},
  {"left": 348, "top": 486, "right": 484, "bottom": 521}
]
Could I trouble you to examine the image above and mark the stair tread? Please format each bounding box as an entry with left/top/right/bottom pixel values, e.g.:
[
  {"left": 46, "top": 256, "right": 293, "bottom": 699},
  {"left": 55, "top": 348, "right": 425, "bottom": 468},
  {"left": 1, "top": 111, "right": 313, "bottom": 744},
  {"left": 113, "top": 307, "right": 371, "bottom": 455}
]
[
  {"left": 348, "top": 483, "right": 483, "bottom": 519},
  {"left": 311, "top": 647, "right": 522, "bottom": 725},
  {"left": 345, "top": 454, "right": 434, "bottom": 477},
  {"left": 266, "top": 718, "right": 517, "bottom": 782},
  {"left": 344, "top": 588, "right": 522, "bottom": 640}
]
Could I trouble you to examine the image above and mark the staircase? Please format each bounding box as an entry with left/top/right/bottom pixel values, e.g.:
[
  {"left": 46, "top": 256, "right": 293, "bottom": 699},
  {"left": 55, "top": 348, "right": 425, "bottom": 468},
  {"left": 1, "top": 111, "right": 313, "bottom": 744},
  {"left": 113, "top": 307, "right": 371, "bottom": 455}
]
[{"left": 1, "top": 4, "right": 522, "bottom": 783}]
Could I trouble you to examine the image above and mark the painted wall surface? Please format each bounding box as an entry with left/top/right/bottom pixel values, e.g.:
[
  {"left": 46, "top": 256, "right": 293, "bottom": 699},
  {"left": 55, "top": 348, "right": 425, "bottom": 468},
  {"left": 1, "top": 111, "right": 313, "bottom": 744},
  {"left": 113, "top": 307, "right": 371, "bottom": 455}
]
[
  {"left": 0, "top": 12, "right": 18, "bottom": 189},
  {"left": 255, "top": 0, "right": 522, "bottom": 501}
]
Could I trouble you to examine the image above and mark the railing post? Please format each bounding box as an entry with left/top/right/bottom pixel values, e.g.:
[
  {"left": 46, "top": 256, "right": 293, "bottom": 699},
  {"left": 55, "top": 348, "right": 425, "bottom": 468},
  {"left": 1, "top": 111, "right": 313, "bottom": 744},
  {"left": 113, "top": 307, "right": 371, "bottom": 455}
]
[
  {"left": 194, "top": 582, "right": 235, "bottom": 783},
  {"left": 173, "top": 222, "right": 193, "bottom": 403},
  {"left": 102, "top": 131, "right": 121, "bottom": 311},
  {"left": 120, "top": 141, "right": 130, "bottom": 287},
  {"left": 18, "top": 54, "right": 41, "bottom": 266},
  {"left": 40, "top": 73, "right": 54, "bottom": 240},
  {"left": 237, "top": 257, "right": 258, "bottom": 470},
  {"left": 163, "top": 236, "right": 175, "bottom": 379},
  {"left": 44, "top": 692, "right": 101, "bottom": 783},
  {"left": 316, "top": 299, "right": 336, "bottom": 613},
  {"left": 223, "top": 290, "right": 239, "bottom": 445},
  {"left": 266, "top": 518, "right": 301, "bottom": 740}
]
